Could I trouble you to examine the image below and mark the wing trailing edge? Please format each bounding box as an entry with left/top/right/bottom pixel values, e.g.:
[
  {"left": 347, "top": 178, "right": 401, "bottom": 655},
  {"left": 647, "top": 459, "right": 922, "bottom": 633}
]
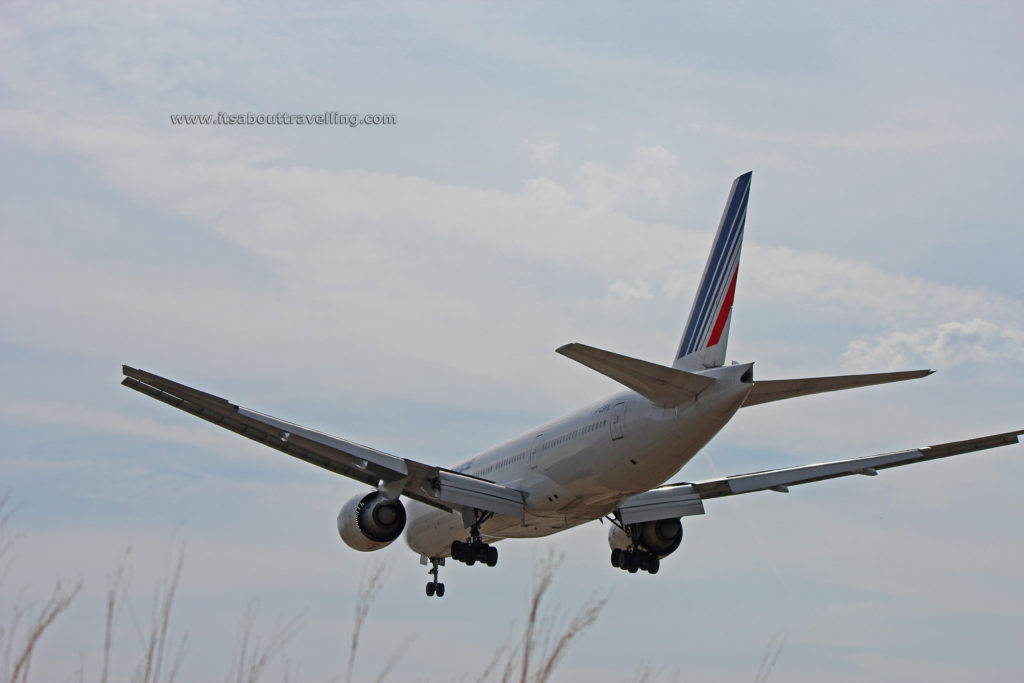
[
  {"left": 617, "top": 429, "right": 1022, "bottom": 524},
  {"left": 121, "top": 365, "right": 526, "bottom": 521}
]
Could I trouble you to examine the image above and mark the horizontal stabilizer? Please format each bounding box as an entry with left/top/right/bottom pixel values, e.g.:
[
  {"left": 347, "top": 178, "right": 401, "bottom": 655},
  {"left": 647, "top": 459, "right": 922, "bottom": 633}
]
[
  {"left": 742, "top": 369, "right": 933, "bottom": 407},
  {"left": 557, "top": 343, "right": 715, "bottom": 408}
]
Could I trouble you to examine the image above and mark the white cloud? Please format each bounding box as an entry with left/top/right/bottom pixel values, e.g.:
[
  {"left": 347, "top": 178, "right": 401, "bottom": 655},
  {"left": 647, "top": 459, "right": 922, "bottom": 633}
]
[
  {"left": 843, "top": 319, "right": 1024, "bottom": 372},
  {"left": 0, "top": 393, "right": 238, "bottom": 451},
  {"left": 607, "top": 279, "right": 653, "bottom": 302},
  {"left": 742, "top": 245, "right": 1024, "bottom": 328},
  {"left": 525, "top": 138, "right": 559, "bottom": 165},
  {"left": 576, "top": 146, "right": 681, "bottom": 210},
  {"left": 1, "top": 105, "right": 1021, "bottom": 418},
  {"left": 0, "top": 109, "right": 707, "bottom": 410}
]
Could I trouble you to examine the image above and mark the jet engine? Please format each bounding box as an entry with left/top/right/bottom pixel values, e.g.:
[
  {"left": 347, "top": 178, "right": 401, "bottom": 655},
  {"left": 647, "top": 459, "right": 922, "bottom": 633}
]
[
  {"left": 607, "top": 518, "right": 683, "bottom": 558},
  {"left": 337, "top": 491, "right": 407, "bottom": 551}
]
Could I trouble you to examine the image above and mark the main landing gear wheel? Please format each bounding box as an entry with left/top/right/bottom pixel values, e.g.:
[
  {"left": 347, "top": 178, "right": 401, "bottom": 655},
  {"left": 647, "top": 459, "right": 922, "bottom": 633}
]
[
  {"left": 450, "top": 538, "right": 499, "bottom": 568},
  {"left": 449, "top": 510, "right": 499, "bottom": 569},
  {"left": 610, "top": 547, "right": 660, "bottom": 575}
]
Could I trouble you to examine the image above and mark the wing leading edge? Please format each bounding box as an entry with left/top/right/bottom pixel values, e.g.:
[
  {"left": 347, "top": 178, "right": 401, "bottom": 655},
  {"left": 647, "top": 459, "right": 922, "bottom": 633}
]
[
  {"left": 617, "top": 429, "right": 1022, "bottom": 525},
  {"left": 121, "top": 366, "right": 525, "bottom": 522}
]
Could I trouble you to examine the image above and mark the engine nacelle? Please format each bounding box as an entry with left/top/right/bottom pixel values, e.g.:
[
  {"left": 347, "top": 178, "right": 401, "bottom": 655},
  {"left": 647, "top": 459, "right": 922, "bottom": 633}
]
[
  {"left": 608, "top": 523, "right": 631, "bottom": 551},
  {"left": 607, "top": 518, "right": 683, "bottom": 558},
  {"left": 337, "top": 491, "right": 407, "bottom": 552}
]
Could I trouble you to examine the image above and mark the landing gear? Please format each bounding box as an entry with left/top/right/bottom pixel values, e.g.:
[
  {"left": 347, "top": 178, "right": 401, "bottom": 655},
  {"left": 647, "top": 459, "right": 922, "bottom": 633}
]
[
  {"left": 425, "top": 557, "right": 445, "bottom": 598},
  {"left": 610, "top": 547, "right": 660, "bottom": 574},
  {"left": 607, "top": 513, "right": 669, "bottom": 576},
  {"left": 450, "top": 538, "right": 498, "bottom": 567},
  {"left": 450, "top": 512, "right": 499, "bottom": 568}
]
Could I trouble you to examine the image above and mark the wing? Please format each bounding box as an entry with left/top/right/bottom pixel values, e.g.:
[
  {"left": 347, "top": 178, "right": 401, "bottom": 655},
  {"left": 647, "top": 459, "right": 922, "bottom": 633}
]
[
  {"left": 617, "top": 429, "right": 1022, "bottom": 524},
  {"left": 121, "top": 366, "right": 525, "bottom": 521}
]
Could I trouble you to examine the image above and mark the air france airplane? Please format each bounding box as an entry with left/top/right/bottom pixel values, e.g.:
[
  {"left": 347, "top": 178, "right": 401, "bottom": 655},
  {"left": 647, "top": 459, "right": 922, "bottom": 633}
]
[{"left": 123, "top": 172, "right": 1021, "bottom": 598}]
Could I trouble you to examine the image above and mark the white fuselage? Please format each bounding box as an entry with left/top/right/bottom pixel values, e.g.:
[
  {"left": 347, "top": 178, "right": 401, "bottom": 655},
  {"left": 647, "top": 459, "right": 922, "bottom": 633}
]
[{"left": 405, "top": 363, "right": 754, "bottom": 558}]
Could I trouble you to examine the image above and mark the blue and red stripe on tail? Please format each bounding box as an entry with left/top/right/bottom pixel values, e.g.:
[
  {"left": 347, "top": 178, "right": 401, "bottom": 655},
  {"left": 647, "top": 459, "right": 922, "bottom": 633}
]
[{"left": 673, "top": 172, "right": 751, "bottom": 371}]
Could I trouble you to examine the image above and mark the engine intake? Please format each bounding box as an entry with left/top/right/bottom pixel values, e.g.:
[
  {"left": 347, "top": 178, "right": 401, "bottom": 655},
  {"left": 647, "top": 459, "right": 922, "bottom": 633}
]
[{"left": 337, "top": 491, "right": 407, "bottom": 552}]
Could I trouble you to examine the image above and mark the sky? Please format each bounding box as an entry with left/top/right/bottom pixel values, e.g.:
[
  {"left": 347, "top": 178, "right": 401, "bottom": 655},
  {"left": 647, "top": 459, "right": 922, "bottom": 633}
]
[{"left": 1, "top": 1, "right": 1023, "bottom": 681}]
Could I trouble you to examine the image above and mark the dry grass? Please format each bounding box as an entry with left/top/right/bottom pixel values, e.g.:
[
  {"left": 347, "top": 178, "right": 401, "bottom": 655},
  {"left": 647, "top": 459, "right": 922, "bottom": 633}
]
[
  {"left": 340, "top": 550, "right": 607, "bottom": 683},
  {"left": 226, "top": 600, "right": 304, "bottom": 683},
  {"left": 131, "top": 543, "right": 188, "bottom": 683},
  {"left": 345, "top": 559, "right": 387, "bottom": 683},
  {"left": 754, "top": 630, "right": 786, "bottom": 683},
  {"left": 0, "top": 506, "right": 609, "bottom": 683},
  {"left": 517, "top": 551, "right": 607, "bottom": 683},
  {"left": 1, "top": 493, "right": 82, "bottom": 683},
  {"left": 0, "top": 493, "right": 782, "bottom": 682},
  {"left": 2, "top": 579, "right": 82, "bottom": 683}
]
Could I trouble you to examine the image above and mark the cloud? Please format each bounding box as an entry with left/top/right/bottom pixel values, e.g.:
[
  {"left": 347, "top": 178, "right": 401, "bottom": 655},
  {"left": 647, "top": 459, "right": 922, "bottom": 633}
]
[
  {"left": 524, "top": 139, "right": 559, "bottom": 165},
  {"left": 2, "top": 104, "right": 1021, "bottom": 420},
  {"left": 576, "top": 146, "right": 681, "bottom": 210},
  {"left": 0, "top": 108, "right": 707, "bottom": 409},
  {"left": 0, "top": 393, "right": 237, "bottom": 450},
  {"left": 741, "top": 245, "right": 1024, "bottom": 328},
  {"left": 843, "top": 319, "right": 1024, "bottom": 372},
  {"left": 607, "top": 279, "right": 653, "bottom": 302}
]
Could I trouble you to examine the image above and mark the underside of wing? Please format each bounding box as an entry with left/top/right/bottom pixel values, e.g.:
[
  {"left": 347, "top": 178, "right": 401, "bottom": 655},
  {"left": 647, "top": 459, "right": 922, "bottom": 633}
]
[
  {"left": 121, "top": 366, "right": 525, "bottom": 521},
  {"left": 742, "top": 369, "right": 933, "bottom": 407},
  {"left": 618, "top": 429, "right": 1022, "bottom": 524}
]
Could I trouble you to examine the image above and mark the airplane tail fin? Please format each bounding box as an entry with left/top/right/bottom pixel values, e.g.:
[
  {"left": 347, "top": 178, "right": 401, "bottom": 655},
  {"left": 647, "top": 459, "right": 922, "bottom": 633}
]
[{"left": 673, "top": 172, "right": 751, "bottom": 371}]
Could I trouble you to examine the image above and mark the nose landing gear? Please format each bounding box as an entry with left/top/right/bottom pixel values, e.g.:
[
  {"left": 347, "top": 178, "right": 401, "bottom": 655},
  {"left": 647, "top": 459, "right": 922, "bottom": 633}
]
[
  {"left": 424, "top": 511, "right": 501, "bottom": 597},
  {"left": 425, "top": 557, "right": 445, "bottom": 598}
]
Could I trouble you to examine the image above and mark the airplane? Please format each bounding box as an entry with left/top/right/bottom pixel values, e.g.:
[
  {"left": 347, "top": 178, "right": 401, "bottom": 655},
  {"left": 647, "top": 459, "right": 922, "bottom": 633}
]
[{"left": 122, "top": 172, "right": 1021, "bottom": 598}]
